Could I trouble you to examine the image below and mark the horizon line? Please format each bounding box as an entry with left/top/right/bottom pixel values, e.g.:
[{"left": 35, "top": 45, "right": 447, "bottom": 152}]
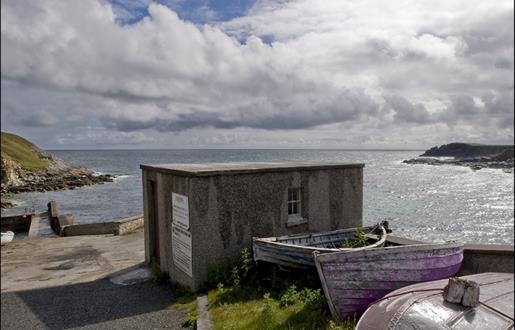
[{"left": 45, "top": 147, "right": 426, "bottom": 151}]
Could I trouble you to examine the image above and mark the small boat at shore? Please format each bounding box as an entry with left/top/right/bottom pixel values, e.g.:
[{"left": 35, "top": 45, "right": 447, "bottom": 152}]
[
  {"left": 313, "top": 241, "right": 464, "bottom": 321},
  {"left": 356, "top": 272, "right": 514, "bottom": 330},
  {"left": 1, "top": 231, "right": 15, "bottom": 245},
  {"left": 252, "top": 221, "right": 389, "bottom": 269}
]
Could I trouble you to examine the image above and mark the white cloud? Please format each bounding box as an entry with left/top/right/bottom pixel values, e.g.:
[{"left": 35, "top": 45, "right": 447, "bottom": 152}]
[{"left": 1, "top": 0, "right": 513, "bottom": 148}]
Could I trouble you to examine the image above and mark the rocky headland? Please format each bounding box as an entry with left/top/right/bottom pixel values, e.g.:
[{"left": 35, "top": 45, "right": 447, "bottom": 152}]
[
  {"left": 403, "top": 143, "right": 514, "bottom": 171},
  {"left": 1, "top": 132, "right": 113, "bottom": 202}
]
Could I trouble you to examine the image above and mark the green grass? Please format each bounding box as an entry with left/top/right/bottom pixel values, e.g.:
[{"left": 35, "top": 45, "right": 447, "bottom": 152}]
[
  {"left": 208, "top": 285, "right": 355, "bottom": 330},
  {"left": 1, "top": 132, "right": 48, "bottom": 171},
  {"left": 204, "top": 249, "right": 356, "bottom": 330},
  {"left": 169, "top": 292, "right": 198, "bottom": 328}
]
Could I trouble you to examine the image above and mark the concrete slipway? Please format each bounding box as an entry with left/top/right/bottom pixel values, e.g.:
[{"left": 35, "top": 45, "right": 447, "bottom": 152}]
[{"left": 0, "top": 229, "right": 189, "bottom": 329}]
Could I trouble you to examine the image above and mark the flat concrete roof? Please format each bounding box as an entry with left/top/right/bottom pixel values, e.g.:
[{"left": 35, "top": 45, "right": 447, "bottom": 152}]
[{"left": 140, "top": 161, "right": 364, "bottom": 176}]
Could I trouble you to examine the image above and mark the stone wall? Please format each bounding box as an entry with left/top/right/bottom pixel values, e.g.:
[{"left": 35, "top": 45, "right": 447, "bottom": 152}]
[
  {"left": 60, "top": 214, "right": 144, "bottom": 237},
  {"left": 61, "top": 221, "right": 114, "bottom": 236},
  {"left": 52, "top": 214, "right": 75, "bottom": 235},
  {"left": 115, "top": 215, "right": 144, "bottom": 235}
]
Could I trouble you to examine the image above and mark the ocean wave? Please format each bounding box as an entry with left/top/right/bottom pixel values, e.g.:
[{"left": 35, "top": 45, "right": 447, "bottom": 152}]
[{"left": 114, "top": 175, "right": 132, "bottom": 181}]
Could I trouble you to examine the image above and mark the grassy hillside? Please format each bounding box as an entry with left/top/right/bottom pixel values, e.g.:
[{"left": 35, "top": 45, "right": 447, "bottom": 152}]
[{"left": 1, "top": 132, "right": 49, "bottom": 171}]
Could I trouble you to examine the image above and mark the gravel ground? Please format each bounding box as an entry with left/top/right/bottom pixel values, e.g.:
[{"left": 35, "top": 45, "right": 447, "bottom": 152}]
[{"left": 1, "top": 278, "right": 190, "bottom": 330}]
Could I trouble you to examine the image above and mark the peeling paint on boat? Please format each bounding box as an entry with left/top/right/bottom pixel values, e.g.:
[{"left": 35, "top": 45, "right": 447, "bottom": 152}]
[{"left": 313, "top": 241, "right": 464, "bottom": 320}]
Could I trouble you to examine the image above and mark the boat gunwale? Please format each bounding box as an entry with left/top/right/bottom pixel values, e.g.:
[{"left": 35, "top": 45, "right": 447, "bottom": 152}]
[
  {"left": 252, "top": 225, "right": 387, "bottom": 253},
  {"left": 313, "top": 241, "right": 464, "bottom": 262},
  {"left": 265, "top": 225, "right": 376, "bottom": 242}
]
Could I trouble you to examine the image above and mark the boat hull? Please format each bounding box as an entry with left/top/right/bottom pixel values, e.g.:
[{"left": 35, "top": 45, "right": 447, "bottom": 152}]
[
  {"left": 1, "top": 231, "right": 15, "bottom": 245},
  {"left": 356, "top": 272, "right": 514, "bottom": 330},
  {"left": 253, "top": 224, "right": 387, "bottom": 269},
  {"left": 313, "top": 242, "right": 464, "bottom": 320}
]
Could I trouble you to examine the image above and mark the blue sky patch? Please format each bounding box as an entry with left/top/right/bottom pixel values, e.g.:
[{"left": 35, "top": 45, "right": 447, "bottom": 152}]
[{"left": 109, "top": 0, "right": 256, "bottom": 25}]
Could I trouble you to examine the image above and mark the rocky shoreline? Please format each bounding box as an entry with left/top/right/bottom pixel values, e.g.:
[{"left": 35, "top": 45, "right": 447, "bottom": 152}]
[
  {"left": 403, "top": 143, "right": 514, "bottom": 171},
  {"left": 1, "top": 170, "right": 114, "bottom": 195},
  {"left": 402, "top": 157, "right": 514, "bottom": 171},
  {"left": 1, "top": 151, "right": 114, "bottom": 197}
]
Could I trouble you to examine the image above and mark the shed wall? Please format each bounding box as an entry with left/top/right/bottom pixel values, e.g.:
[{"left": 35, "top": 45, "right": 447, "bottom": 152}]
[{"left": 143, "top": 166, "right": 363, "bottom": 291}]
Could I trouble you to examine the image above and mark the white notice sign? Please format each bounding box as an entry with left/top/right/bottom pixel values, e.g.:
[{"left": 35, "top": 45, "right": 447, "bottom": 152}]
[
  {"left": 172, "top": 192, "right": 189, "bottom": 229},
  {"left": 171, "top": 223, "right": 192, "bottom": 277}
]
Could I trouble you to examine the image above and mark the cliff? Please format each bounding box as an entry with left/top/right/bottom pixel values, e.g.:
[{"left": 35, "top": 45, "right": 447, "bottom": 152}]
[
  {"left": 421, "top": 143, "right": 513, "bottom": 158},
  {"left": 1, "top": 132, "right": 113, "bottom": 195}
]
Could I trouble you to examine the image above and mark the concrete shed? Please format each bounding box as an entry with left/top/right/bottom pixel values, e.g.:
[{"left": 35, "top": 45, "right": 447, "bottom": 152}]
[{"left": 140, "top": 162, "right": 364, "bottom": 291}]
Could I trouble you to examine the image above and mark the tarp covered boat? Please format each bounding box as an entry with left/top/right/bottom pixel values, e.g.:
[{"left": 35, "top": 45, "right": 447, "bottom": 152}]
[
  {"left": 356, "top": 272, "right": 514, "bottom": 330},
  {"left": 252, "top": 222, "right": 388, "bottom": 269},
  {"left": 313, "top": 241, "right": 464, "bottom": 320}
]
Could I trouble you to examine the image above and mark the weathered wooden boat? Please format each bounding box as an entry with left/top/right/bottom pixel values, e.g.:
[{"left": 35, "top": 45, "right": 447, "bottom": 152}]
[
  {"left": 313, "top": 241, "right": 464, "bottom": 321},
  {"left": 356, "top": 272, "right": 514, "bottom": 330},
  {"left": 252, "top": 222, "right": 388, "bottom": 269},
  {"left": 1, "top": 231, "right": 15, "bottom": 245}
]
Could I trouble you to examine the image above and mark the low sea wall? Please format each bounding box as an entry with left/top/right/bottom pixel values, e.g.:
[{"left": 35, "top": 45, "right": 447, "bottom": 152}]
[
  {"left": 61, "top": 214, "right": 143, "bottom": 237},
  {"left": 114, "top": 214, "right": 144, "bottom": 235},
  {"left": 61, "top": 222, "right": 116, "bottom": 236},
  {"left": 386, "top": 235, "right": 515, "bottom": 275},
  {"left": 0, "top": 213, "right": 33, "bottom": 232},
  {"left": 459, "top": 244, "right": 514, "bottom": 275}
]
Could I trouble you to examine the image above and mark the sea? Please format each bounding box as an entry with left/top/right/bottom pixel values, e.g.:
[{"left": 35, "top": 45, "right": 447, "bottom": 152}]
[{"left": 3, "top": 149, "right": 513, "bottom": 245}]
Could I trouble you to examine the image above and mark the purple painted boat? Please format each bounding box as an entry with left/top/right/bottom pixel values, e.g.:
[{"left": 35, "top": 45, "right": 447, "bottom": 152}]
[
  {"left": 313, "top": 241, "right": 464, "bottom": 321},
  {"left": 356, "top": 272, "right": 514, "bottom": 330}
]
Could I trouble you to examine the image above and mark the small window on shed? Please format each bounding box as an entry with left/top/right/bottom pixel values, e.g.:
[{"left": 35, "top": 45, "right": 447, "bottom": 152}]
[{"left": 287, "top": 188, "right": 302, "bottom": 217}]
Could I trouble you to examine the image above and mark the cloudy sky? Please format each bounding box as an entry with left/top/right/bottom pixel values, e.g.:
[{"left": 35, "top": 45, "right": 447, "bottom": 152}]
[{"left": 1, "top": 0, "right": 513, "bottom": 149}]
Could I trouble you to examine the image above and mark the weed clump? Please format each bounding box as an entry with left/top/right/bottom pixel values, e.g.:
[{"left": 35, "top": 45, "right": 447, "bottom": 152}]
[
  {"left": 340, "top": 227, "right": 368, "bottom": 248},
  {"left": 279, "top": 284, "right": 325, "bottom": 310},
  {"left": 206, "top": 248, "right": 256, "bottom": 289}
]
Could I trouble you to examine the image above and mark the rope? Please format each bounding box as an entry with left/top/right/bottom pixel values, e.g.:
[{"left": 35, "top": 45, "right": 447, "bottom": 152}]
[{"left": 478, "top": 301, "right": 514, "bottom": 322}]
